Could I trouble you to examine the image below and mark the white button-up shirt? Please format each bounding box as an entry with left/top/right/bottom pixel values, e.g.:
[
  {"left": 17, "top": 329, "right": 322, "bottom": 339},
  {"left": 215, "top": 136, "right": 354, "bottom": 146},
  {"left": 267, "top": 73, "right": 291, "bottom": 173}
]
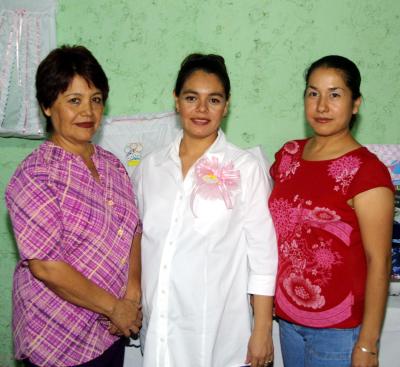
[{"left": 132, "top": 130, "right": 277, "bottom": 367}]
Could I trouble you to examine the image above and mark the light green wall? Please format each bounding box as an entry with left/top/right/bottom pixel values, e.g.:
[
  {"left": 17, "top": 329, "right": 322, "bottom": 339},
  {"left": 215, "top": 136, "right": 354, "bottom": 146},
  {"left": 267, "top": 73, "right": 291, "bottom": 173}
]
[
  {"left": 1, "top": 1, "right": 399, "bottom": 365},
  {"left": 56, "top": 0, "right": 400, "bottom": 153}
]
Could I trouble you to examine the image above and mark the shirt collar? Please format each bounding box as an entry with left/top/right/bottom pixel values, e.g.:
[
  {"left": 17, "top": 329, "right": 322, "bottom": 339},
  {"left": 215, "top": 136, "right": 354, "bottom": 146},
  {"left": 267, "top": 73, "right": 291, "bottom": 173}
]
[
  {"left": 42, "top": 140, "right": 99, "bottom": 162},
  {"left": 154, "top": 129, "right": 227, "bottom": 166}
]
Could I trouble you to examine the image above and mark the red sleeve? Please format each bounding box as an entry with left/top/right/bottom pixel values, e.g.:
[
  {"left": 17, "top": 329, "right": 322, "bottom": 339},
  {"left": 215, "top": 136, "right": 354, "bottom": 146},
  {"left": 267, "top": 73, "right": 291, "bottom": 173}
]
[
  {"left": 269, "top": 150, "right": 281, "bottom": 181},
  {"left": 347, "top": 150, "right": 395, "bottom": 198},
  {"left": 269, "top": 140, "right": 306, "bottom": 182}
]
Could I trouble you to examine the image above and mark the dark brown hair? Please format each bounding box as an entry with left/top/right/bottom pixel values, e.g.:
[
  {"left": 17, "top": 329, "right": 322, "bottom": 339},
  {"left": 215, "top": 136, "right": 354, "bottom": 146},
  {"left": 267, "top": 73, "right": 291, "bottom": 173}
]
[
  {"left": 36, "top": 45, "right": 109, "bottom": 132},
  {"left": 174, "top": 53, "right": 230, "bottom": 98}
]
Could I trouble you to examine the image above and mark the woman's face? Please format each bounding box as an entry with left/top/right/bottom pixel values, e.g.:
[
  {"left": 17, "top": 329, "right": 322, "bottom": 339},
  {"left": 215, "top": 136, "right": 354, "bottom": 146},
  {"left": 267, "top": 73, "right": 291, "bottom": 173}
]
[
  {"left": 44, "top": 75, "right": 104, "bottom": 146},
  {"left": 304, "top": 67, "right": 361, "bottom": 138},
  {"left": 174, "top": 70, "right": 229, "bottom": 142}
]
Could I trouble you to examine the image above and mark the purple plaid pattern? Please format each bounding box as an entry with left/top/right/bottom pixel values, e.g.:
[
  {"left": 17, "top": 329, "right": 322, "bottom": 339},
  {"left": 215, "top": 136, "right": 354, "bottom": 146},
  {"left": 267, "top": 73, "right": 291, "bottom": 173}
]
[{"left": 5, "top": 141, "right": 140, "bottom": 367}]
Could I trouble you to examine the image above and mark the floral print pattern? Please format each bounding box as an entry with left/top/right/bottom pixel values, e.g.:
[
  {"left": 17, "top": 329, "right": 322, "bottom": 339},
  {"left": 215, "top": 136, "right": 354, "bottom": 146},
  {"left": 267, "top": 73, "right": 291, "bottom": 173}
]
[
  {"left": 277, "top": 141, "right": 301, "bottom": 182},
  {"left": 270, "top": 196, "right": 344, "bottom": 310},
  {"left": 309, "top": 207, "right": 340, "bottom": 223},
  {"left": 328, "top": 155, "right": 362, "bottom": 194},
  {"left": 283, "top": 273, "right": 325, "bottom": 309}
]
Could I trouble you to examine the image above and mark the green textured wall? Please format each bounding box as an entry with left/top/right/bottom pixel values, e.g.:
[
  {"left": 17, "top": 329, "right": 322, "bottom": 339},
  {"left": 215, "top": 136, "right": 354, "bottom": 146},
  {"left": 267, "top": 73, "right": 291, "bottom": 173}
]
[{"left": 1, "top": 1, "right": 399, "bottom": 365}]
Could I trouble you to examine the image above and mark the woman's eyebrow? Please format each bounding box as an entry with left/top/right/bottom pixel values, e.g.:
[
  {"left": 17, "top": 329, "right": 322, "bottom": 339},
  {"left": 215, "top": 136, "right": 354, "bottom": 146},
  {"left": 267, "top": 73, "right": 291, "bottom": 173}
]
[{"left": 181, "top": 89, "right": 225, "bottom": 97}]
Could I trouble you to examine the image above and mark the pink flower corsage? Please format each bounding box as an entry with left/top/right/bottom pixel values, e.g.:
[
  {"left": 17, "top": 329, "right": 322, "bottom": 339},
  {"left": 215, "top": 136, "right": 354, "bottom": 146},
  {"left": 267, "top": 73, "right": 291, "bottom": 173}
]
[{"left": 190, "top": 156, "right": 240, "bottom": 216}]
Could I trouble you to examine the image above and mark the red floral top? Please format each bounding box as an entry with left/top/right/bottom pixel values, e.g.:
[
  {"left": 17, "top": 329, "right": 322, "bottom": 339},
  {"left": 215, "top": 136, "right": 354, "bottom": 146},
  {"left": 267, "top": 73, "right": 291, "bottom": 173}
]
[{"left": 269, "top": 139, "right": 394, "bottom": 328}]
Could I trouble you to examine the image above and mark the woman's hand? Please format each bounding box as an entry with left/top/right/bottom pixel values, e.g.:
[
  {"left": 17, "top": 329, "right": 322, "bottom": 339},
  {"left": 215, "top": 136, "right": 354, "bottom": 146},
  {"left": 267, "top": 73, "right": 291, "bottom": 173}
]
[
  {"left": 28, "top": 259, "right": 141, "bottom": 337},
  {"left": 245, "top": 295, "right": 274, "bottom": 366},
  {"left": 108, "top": 299, "right": 142, "bottom": 336},
  {"left": 245, "top": 329, "right": 273, "bottom": 367},
  {"left": 351, "top": 345, "right": 378, "bottom": 367},
  {"left": 108, "top": 232, "right": 143, "bottom": 336},
  {"left": 107, "top": 298, "right": 142, "bottom": 337}
]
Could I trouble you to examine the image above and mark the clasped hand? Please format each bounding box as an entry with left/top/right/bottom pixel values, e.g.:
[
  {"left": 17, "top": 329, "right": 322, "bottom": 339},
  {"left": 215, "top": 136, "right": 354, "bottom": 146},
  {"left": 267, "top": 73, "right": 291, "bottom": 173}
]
[{"left": 108, "top": 298, "right": 142, "bottom": 337}]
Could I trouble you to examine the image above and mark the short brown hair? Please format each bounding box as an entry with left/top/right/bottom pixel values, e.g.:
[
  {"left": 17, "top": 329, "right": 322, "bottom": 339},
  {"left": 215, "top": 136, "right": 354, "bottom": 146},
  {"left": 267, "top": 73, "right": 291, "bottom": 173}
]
[{"left": 36, "top": 45, "right": 109, "bottom": 132}]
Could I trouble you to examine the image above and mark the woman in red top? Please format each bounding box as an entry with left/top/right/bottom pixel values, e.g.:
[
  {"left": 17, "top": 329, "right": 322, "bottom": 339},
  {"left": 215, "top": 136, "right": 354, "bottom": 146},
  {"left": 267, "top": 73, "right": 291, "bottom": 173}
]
[{"left": 269, "top": 55, "right": 394, "bottom": 367}]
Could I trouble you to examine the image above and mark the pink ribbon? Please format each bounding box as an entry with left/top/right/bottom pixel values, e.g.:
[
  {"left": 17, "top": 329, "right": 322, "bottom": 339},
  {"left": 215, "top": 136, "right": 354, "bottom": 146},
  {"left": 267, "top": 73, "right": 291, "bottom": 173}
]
[{"left": 190, "top": 157, "right": 240, "bottom": 216}]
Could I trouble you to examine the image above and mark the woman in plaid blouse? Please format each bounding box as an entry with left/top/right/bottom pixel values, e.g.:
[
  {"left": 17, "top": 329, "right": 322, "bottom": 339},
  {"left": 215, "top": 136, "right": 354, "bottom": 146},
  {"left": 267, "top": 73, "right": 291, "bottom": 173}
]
[{"left": 5, "top": 45, "right": 142, "bottom": 367}]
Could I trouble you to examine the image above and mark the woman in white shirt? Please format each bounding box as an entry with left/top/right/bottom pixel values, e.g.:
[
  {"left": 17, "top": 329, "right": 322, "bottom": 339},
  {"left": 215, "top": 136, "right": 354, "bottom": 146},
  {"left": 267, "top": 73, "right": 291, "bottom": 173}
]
[{"left": 132, "top": 53, "right": 278, "bottom": 367}]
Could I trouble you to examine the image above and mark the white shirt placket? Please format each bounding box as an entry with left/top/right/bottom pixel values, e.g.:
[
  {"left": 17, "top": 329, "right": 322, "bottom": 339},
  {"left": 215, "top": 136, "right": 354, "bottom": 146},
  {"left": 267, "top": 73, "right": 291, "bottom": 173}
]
[{"left": 156, "top": 184, "right": 186, "bottom": 365}]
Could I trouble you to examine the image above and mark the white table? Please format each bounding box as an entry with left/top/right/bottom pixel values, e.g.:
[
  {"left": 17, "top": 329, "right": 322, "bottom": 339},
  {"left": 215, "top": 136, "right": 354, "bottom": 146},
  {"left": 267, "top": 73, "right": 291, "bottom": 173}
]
[{"left": 124, "top": 296, "right": 400, "bottom": 367}]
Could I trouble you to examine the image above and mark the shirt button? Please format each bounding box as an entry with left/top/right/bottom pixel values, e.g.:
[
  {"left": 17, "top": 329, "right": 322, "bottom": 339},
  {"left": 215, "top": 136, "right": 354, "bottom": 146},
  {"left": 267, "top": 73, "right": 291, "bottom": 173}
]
[
  {"left": 107, "top": 199, "right": 114, "bottom": 206},
  {"left": 160, "top": 337, "right": 165, "bottom": 342},
  {"left": 169, "top": 241, "right": 173, "bottom": 246},
  {"left": 117, "top": 228, "right": 124, "bottom": 236},
  {"left": 120, "top": 258, "right": 126, "bottom": 265}
]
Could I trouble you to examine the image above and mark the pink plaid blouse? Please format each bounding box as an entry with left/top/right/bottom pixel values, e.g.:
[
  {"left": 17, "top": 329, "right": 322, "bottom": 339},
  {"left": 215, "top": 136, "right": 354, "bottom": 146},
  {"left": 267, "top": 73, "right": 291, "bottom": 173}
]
[{"left": 5, "top": 141, "right": 140, "bottom": 366}]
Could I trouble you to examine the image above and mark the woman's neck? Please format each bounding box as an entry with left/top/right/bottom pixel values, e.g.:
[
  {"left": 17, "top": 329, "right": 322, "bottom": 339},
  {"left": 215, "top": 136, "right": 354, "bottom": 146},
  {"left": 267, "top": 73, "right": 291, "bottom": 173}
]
[
  {"left": 180, "top": 132, "right": 218, "bottom": 157},
  {"left": 50, "top": 135, "right": 93, "bottom": 160},
  {"left": 303, "top": 131, "right": 361, "bottom": 161},
  {"left": 179, "top": 132, "right": 218, "bottom": 178}
]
